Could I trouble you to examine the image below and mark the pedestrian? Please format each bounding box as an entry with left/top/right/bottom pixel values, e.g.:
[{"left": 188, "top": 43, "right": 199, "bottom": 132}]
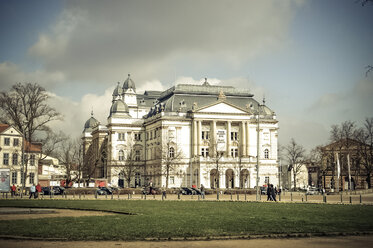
[
  {"left": 267, "top": 185, "right": 271, "bottom": 201},
  {"left": 11, "top": 184, "right": 16, "bottom": 197},
  {"left": 270, "top": 184, "right": 277, "bottom": 202},
  {"left": 29, "top": 184, "right": 36, "bottom": 199},
  {"left": 200, "top": 184, "right": 205, "bottom": 199},
  {"left": 162, "top": 186, "right": 167, "bottom": 199},
  {"left": 35, "top": 183, "right": 42, "bottom": 199},
  {"left": 149, "top": 180, "right": 153, "bottom": 195}
]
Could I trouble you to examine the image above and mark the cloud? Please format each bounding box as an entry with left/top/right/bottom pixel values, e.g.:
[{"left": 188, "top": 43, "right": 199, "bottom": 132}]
[
  {"left": 308, "top": 78, "right": 373, "bottom": 125},
  {"left": 47, "top": 86, "right": 114, "bottom": 138},
  {"left": 0, "top": 62, "right": 66, "bottom": 91},
  {"left": 26, "top": 0, "right": 303, "bottom": 91}
]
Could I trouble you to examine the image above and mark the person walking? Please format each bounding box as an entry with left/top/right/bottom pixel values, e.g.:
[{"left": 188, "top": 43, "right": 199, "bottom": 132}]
[
  {"left": 35, "top": 183, "right": 42, "bottom": 199},
  {"left": 200, "top": 184, "right": 205, "bottom": 199},
  {"left": 270, "top": 184, "right": 277, "bottom": 202},
  {"left": 29, "top": 184, "right": 36, "bottom": 199},
  {"left": 11, "top": 184, "right": 16, "bottom": 197},
  {"left": 267, "top": 185, "right": 272, "bottom": 201}
]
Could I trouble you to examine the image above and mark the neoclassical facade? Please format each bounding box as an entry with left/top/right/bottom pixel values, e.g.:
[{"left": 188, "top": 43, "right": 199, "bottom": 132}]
[{"left": 82, "top": 76, "right": 279, "bottom": 189}]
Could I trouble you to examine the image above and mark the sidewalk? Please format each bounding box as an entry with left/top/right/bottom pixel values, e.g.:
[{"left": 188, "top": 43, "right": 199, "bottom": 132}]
[
  {"left": 1, "top": 235, "right": 373, "bottom": 248},
  {"left": 1, "top": 192, "right": 373, "bottom": 204}
]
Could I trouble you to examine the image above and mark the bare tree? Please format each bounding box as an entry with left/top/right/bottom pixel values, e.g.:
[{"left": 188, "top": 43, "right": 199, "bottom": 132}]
[
  {"left": 356, "top": 0, "right": 373, "bottom": 6},
  {"left": 285, "top": 138, "right": 306, "bottom": 189},
  {"left": 330, "top": 121, "right": 358, "bottom": 190},
  {"left": 83, "top": 145, "right": 98, "bottom": 184},
  {"left": 160, "top": 133, "right": 183, "bottom": 188},
  {"left": 56, "top": 137, "right": 81, "bottom": 187},
  {"left": 209, "top": 138, "right": 225, "bottom": 189},
  {"left": 355, "top": 117, "right": 373, "bottom": 188},
  {"left": 309, "top": 145, "right": 326, "bottom": 188},
  {"left": 0, "top": 83, "right": 61, "bottom": 189},
  {"left": 121, "top": 139, "right": 138, "bottom": 188}
]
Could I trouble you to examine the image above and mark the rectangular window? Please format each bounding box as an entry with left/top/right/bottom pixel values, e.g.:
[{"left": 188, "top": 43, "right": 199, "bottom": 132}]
[
  {"left": 202, "top": 131, "right": 209, "bottom": 140},
  {"left": 4, "top": 137, "right": 10, "bottom": 146},
  {"left": 12, "top": 172, "right": 17, "bottom": 184},
  {"left": 265, "top": 176, "right": 269, "bottom": 185},
  {"left": 170, "top": 176, "right": 175, "bottom": 185},
  {"left": 13, "top": 138, "right": 19, "bottom": 146},
  {"left": 30, "top": 155, "right": 35, "bottom": 166},
  {"left": 135, "top": 150, "right": 140, "bottom": 161},
  {"left": 21, "top": 172, "right": 25, "bottom": 185},
  {"left": 230, "top": 148, "right": 238, "bottom": 158},
  {"left": 134, "top": 133, "right": 141, "bottom": 141},
  {"left": 29, "top": 173, "right": 35, "bottom": 184},
  {"left": 230, "top": 132, "right": 238, "bottom": 141},
  {"left": 118, "top": 133, "right": 125, "bottom": 141},
  {"left": 201, "top": 148, "right": 209, "bottom": 158},
  {"left": 3, "top": 153, "right": 9, "bottom": 165},
  {"left": 12, "top": 153, "right": 18, "bottom": 165},
  {"left": 23, "top": 154, "right": 28, "bottom": 165}
]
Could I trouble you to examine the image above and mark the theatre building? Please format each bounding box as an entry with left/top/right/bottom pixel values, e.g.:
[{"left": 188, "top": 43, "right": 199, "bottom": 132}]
[{"left": 82, "top": 76, "right": 279, "bottom": 189}]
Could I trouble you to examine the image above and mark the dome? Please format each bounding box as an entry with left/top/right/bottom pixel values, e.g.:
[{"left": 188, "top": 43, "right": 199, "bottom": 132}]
[
  {"left": 109, "top": 99, "right": 129, "bottom": 117},
  {"left": 260, "top": 105, "right": 275, "bottom": 116},
  {"left": 112, "top": 82, "right": 123, "bottom": 96},
  {"left": 83, "top": 112, "right": 99, "bottom": 132},
  {"left": 123, "top": 74, "right": 136, "bottom": 92}
]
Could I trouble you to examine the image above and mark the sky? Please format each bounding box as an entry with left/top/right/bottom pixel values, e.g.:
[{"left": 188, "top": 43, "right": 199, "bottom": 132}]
[{"left": 0, "top": 0, "right": 372, "bottom": 152}]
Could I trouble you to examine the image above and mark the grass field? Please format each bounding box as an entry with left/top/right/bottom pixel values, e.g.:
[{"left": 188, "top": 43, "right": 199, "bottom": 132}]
[{"left": 1, "top": 200, "right": 373, "bottom": 240}]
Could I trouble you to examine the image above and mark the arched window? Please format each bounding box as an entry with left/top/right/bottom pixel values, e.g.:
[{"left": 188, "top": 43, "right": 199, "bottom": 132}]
[
  {"left": 169, "top": 147, "right": 175, "bottom": 158},
  {"left": 264, "top": 149, "right": 269, "bottom": 159},
  {"left": 119, "top": 150, "right": 124, "bottom": 161}
]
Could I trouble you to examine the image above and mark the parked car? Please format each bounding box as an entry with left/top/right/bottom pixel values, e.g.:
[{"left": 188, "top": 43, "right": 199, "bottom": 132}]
[
  {"left": 190, "top": 187, "right": 202, "bottom": 195},
  {"left": 259, "top": 186, "right": 267, "bottom": 195},
  {"left": 41, "top": 186, "right": 65, "bottom": 195},
  {"left": 180, "top": 187, "right": 194, "bottom": 195},
  {"left": 41, "top": 187, "right": 52, "bottom": 195},
  {"left": 306, "top": 187, "right": 319, "bottom": 195},
  {"left": 142, "top": 187, "right": 159, "bottom": 195},
  {"left": 52, "top": 186, "right": 65, "bottom": 195},
  {"left": 97, "top": 187, "right": 113, "bottom": 195}
]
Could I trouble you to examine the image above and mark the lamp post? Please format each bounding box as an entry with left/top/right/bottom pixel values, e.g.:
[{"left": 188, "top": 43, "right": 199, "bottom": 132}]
[
  {"left": 255, "top": 106, "right": 261, "bottom": 201},
  {"left": 20, "top": 121, "right": 27, "bottom": 197}
]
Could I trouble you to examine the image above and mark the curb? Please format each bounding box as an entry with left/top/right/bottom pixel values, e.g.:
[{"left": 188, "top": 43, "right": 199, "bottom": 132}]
[
  {"left": 1, "top": 232, "right": 372, "bottom": 242},
  {"left": 0, "top": 206, "right": 136, "bottom": 216}
]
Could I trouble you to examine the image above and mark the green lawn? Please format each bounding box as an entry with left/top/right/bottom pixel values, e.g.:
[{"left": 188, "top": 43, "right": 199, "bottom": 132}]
[{"left": 1, "top": 199, "right": 372, "bottom": 240}]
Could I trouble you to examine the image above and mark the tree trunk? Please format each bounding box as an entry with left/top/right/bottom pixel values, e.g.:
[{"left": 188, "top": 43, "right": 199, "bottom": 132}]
[
  {"left": 293, "top": 168, "right": 297, "bottom": 189},
  {"left": 367, "top": 174, "right": 372, "bottom": 189},
  {"left": 165, "top": 167, "right": 169, "bottom": 188}
]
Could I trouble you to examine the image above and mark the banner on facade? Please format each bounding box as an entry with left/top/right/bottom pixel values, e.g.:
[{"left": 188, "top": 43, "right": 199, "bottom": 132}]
[
  {"left": 0, "top": 169, "right": 10, "bottom": 192},
  {"left": 217, "top": 130, "right": 226, "bottom": 151}
]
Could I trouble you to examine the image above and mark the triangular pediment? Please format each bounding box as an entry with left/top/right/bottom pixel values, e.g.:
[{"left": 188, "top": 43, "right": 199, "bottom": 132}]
[{"left": 197, "top": 101, "right": 247, "bottom": 114}]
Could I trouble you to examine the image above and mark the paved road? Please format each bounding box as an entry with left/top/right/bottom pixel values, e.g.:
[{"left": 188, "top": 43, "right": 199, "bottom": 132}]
[
  {"left": 2, "top": 192, "right": 373, "bottom": 204},
  {"left": 1, "top": 235, "right": 372, "bottom": 248}
]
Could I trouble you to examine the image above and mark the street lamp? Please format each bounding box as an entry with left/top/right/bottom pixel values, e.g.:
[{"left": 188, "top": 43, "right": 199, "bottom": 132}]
[
  {"left": 255, "top": 109, "right": 260, "bottom": 201},
  {"left": 21, "top": 121, "right": 28, "bottom": 197},
  {"left": 251, "top": 102, "right": 262, "bottom": 201}
]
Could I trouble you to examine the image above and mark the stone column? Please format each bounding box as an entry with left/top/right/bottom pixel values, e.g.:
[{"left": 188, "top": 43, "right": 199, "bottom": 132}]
[
  {"left": 241, "top": 122, "right": 246, "bottom": 157},
  {"left": 226, "top": 121, "right": 231, "bottom": 156},
  {"left": 197, "top": 121, "right": 202, "bottom": 156},
  {"left": 246, "top": 122, "right": 250, "bottom": 157},
  {"left": 211, "top": 120, "right": 216, "bottom": 143},
  {"left": 193, "top": 120, "right": 197, "bottom": 157}
]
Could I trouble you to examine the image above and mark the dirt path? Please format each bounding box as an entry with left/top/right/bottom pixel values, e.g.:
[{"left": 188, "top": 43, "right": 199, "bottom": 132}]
[
  {"left": 0, "top": 208, "right": 116, "bottom": 220},
  {"left": 1, "top": 235, "right": 372, "bottom": 248}
]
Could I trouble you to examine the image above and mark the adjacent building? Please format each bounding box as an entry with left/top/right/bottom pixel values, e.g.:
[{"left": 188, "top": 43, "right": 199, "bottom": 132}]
[
  {"left": 82, "top": 76, "right": 279, "bottom": 189},
  {"left": 0, "top": 124, "right": 41, "bottom": 189}
]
